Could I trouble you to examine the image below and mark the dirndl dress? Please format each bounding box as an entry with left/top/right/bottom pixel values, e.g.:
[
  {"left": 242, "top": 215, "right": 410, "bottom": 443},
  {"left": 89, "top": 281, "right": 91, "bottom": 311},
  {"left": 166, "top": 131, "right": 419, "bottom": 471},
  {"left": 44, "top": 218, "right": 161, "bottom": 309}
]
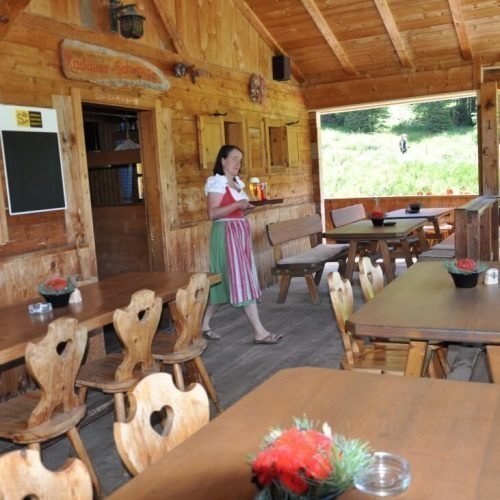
[{"left": 205, "top": 174, "right": 262, "bottom": 307}]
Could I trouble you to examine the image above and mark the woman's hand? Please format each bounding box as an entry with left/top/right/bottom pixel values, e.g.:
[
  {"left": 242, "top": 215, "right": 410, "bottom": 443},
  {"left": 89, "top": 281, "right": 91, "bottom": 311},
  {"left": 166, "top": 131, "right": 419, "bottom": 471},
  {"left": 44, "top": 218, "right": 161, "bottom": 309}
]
[
  {"left": 237, "top": 199, "right": 253, "bottom": 210},
  {"left": 207, "top": 193, "right": 253, "bottom": 219}
]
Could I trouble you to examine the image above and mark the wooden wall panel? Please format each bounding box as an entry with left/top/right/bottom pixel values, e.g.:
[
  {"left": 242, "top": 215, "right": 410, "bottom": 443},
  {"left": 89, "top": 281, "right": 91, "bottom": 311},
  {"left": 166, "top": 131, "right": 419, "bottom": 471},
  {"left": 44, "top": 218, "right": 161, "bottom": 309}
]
[
  {"left": 0, "top": 247, "right": 81, "bottom": 304},
  {"left": 304, "top": 66, "right": 474, "bottom": 110}
]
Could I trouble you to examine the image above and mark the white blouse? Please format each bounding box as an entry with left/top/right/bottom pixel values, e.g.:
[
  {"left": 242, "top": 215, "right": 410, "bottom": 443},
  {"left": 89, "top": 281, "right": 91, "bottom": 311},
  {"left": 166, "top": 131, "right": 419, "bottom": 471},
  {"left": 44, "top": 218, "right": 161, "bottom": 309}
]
[{"left": 204, "top": 174, "right": 248, "bottom": 200}]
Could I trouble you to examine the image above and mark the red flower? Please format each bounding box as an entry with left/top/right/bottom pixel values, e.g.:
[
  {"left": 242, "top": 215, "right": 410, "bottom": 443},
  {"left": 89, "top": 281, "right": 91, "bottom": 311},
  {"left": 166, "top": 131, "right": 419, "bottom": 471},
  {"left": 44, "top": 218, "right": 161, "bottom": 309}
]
[
  {"left": 45, "top": 277, "right": 69, "bottom": 290},
  {"left": 456, "top": 258, "right": 476, "bottom": 272},
  {"left": 371, "top": 210, "right": 384, "bottom": 218},
  {"left": 252, "top": 427, "right": 334, "bottom": 495}
]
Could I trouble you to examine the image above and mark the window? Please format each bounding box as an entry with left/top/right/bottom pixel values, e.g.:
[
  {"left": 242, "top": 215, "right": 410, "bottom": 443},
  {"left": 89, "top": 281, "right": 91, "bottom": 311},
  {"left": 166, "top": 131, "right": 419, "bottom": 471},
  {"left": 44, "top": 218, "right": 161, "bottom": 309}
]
[
  {"left": 265, "top": 119, "right": 301, "bottom": 170},
  {"left": 197, "top": 114, "right": 249, "bottom": 172}
]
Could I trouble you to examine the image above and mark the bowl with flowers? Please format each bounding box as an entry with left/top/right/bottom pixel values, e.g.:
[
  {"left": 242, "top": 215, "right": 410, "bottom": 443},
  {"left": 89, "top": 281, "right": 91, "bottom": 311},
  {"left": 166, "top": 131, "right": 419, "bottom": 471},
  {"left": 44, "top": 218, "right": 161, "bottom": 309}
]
[
  {"left": 250, "top": 417, "right": 374, "bottom": 499},
  {"left": 370, "top": 210, "right": 385, "bottom": 226},
  {"left": 444, "top": 258, "right": 488, "bottom": 288},
  {"left": 38, "top": 276, "right": 76, "bottom": 308}
]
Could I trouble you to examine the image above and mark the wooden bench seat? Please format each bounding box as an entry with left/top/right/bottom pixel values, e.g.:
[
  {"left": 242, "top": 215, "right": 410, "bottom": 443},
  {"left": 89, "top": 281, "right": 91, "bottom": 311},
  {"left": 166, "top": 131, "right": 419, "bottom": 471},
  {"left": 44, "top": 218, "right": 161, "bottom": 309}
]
[
  {"left": 419, "top": 233, "right": 455, "bottom": 261},
  {"left": 266, "top": 214, "right": 348, "bottom": 304}
]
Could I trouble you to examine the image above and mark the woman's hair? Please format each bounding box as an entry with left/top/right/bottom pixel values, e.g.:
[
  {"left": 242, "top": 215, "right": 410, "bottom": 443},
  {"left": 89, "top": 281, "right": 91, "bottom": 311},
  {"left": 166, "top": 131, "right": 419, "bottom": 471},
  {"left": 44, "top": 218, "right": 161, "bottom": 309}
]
[{"left": 213, "top": 145, "right": 243, "bottom": 175}]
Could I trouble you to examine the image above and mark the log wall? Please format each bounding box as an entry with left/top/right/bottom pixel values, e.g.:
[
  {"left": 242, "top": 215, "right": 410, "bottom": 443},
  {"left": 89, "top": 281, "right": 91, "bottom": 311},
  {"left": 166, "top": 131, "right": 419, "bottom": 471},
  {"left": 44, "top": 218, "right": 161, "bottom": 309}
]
[{"left": 0, "top": 0, "right": 313, "bottom": 309}]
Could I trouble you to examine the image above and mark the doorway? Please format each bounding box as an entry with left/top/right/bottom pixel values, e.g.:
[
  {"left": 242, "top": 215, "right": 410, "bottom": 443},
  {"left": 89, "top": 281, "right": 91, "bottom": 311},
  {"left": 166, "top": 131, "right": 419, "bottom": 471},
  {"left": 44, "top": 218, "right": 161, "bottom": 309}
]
[{"left": 82, "top": 104, "right": 152, "bottom": 279}]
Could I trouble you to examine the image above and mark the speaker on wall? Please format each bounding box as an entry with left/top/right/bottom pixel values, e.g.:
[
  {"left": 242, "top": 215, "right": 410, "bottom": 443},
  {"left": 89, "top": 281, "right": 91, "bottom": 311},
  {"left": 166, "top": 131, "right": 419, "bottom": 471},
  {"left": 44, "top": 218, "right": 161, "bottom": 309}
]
[{"left": 272, "top": 55, "right": 291, "bottom": 81}]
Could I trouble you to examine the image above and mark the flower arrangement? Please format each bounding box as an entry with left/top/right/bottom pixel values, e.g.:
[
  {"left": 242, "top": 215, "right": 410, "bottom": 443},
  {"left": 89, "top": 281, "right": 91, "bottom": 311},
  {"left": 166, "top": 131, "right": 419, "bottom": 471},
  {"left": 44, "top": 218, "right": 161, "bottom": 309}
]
[
  {"left": 251, "top": 417, "right": 373, "bottom": 499},
  {"left": 38, "top": 276, "right": 76, "bottom": 296},
  {"left": 444, "top": 258, "right": 487, "bottom": 275},
  {"left": 370, "top": 210, "right": 384, "bottom": 219}
]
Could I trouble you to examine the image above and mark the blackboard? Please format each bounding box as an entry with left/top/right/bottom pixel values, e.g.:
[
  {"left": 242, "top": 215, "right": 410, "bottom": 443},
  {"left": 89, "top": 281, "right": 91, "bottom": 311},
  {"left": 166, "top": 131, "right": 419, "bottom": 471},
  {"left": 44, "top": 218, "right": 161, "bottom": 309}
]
[{"left": 1, "top": 130, "right": 66, "bottom": 215}]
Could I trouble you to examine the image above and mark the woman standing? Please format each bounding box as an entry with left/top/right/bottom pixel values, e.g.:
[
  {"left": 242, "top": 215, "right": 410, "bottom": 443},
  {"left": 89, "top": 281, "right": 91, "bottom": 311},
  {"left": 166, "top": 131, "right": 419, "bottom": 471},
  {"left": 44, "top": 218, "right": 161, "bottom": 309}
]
[{"left": 201, "top": 145, "right": 283, "bottom": 344}]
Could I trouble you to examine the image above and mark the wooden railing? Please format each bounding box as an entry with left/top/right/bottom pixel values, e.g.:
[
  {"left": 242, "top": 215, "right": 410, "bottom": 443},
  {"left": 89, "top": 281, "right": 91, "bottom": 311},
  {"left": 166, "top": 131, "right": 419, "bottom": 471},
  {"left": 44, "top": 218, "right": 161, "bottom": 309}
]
[
  {"left": 454, "top": 196, "right": 499, "bottom": 261},
  {"left": 323, "top": 195, "right": 475, "bottom": 231}
]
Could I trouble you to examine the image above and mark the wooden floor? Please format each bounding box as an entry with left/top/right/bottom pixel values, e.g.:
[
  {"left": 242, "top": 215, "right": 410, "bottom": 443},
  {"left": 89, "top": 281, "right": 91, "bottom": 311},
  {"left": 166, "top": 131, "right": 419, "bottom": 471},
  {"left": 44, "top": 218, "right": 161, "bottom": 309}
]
[{"left": 0, "top": 262, "right": 490, "bottom": 496}]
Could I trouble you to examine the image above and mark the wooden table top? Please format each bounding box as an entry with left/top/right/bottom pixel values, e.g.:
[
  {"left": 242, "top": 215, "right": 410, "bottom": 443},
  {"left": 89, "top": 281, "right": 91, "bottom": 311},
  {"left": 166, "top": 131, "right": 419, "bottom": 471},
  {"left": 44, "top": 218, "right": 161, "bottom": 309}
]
[
  {"left": 0, "top": 272, "right": 220, "bottom": 366},
  {"left": 347, "top": 261, "right": 500, "bottom": 344},
  {"left": 108, "top": 367, "right": 500, "bottom": 499},
  {"left": 324, "top": 218, "right": 427, "bottom": 241},
  {"left": 384, "top": 207, "right": 453, "bottom": 220}
]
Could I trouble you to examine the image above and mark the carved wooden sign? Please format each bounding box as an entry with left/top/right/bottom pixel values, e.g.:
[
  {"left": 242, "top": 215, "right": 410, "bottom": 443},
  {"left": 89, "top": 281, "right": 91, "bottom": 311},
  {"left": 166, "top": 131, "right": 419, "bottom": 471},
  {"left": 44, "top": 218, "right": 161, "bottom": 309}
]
[{"left": 60, "top": 39, "right": 170, "bottom": 92}]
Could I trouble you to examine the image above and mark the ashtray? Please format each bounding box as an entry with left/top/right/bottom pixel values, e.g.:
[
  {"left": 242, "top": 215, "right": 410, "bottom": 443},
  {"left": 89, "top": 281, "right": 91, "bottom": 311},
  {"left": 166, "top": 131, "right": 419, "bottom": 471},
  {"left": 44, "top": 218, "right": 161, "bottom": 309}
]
[{"left": 354, "top": 451, "right": 411, "bottom": 497}]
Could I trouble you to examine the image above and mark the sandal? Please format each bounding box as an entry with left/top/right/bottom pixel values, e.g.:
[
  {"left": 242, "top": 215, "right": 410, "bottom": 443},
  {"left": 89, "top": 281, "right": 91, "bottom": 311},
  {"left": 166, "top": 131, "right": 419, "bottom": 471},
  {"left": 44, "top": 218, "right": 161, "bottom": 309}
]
[
  {"left": 202, "top": 330, "right": 221, "bottom": 341},
  {"left": 254, "top": 333, "right": 284, "bottom": 345}
]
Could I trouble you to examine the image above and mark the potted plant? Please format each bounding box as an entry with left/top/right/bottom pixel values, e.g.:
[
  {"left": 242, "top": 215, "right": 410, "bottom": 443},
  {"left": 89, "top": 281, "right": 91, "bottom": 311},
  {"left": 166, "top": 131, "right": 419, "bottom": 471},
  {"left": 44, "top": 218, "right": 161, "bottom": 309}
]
[
  {"left": 444, "top": 259, "right": 487, "bottom": 288},
  {"left": 251, "top": 417, "right": 373, "bottom": 499},
  {"left": 38, "top": 276, "right": 76, "bottom": 307},
  {"left": 370, "top": 209, "right": 385, "bottom": 226}
]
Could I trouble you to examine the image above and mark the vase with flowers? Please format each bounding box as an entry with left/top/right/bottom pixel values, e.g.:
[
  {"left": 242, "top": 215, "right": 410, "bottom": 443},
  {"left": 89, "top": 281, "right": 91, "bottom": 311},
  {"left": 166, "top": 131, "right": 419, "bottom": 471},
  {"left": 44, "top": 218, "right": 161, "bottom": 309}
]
[
  {"left": 251, "top": 417, "right": 373, "bottom": 499},
  {"left": 444, "top": 258, "right": 487, "bottom": 288},
  {"left": 38, "top": 276, "right": 76, "bottom": 308}
]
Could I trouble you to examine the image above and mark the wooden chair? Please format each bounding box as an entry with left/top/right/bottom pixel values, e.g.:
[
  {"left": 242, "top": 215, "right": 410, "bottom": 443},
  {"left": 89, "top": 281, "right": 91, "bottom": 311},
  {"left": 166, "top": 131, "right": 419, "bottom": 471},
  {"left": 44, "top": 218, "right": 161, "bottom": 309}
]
[
  {"left": 0, "top": 318, "right": 102, "bottom": 497},
  {"left": 358, "top": 256, "right": 385, "bottom": 301},
  {"left": 0, "top": 449, "right": 92, "bottom": 500},
  {"left": 76, "top": 289, "right": 162, "bottom": 422},
  {"left": 357, "top": 257, "right": 450, "bottom": 376},
  {"left": 152, "top": 273, "right": 222, "bottom": 412},
  {"left": 328, "top": 272, "right": 445, "bottom": 377},
  {"left": 114, "top": 372, "right": 209, "bottom": 475}
]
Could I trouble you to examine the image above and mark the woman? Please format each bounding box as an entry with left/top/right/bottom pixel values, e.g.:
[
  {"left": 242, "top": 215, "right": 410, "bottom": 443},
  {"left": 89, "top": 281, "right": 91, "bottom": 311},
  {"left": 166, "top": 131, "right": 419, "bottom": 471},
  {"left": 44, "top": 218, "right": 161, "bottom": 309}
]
[{"left": 201, "top": 145, "right": 283, "bottom": 344}]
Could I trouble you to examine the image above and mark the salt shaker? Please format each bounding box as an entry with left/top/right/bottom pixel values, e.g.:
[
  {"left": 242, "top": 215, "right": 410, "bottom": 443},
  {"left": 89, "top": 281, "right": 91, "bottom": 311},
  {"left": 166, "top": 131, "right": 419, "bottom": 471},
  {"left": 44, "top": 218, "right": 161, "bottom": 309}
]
[{"left": 484, "top": 268, "right": 499, "bottom": 286}]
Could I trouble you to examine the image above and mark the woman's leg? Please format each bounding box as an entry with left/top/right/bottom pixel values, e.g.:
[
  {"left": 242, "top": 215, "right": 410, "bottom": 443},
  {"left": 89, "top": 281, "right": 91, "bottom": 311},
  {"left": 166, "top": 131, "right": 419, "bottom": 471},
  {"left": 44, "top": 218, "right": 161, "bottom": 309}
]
[
  {"left": 202, "top": 303, "right": 221, "bottom": 332},
  {"left": 243, "top": 302, "right": 277, "bottom": 341}
]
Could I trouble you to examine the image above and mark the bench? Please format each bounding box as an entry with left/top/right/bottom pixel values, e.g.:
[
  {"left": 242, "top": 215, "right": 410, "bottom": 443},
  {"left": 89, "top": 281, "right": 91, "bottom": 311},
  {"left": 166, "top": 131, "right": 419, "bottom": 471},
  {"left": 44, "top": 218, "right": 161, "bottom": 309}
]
[
  {"left": 418, "top": 233, "right": 455, "bottom": 261},
  {"left": 266, "top": 214, "right": 348, "bottom": 304},
  {"left": 330, "top": 204, "right": 366, "bottom": 228}
]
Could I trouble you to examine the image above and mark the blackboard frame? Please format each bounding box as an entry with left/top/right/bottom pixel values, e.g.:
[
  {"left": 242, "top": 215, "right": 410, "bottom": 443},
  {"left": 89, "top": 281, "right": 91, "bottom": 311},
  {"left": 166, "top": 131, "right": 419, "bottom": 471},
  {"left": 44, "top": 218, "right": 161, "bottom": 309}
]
[{"left": 0, "top": 105, "right": 67, "bottom": 215}]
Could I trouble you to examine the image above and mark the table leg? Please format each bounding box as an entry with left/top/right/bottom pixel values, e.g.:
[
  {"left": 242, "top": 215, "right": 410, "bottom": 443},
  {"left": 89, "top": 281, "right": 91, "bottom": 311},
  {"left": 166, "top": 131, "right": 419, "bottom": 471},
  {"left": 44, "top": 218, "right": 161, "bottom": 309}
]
[
  {"left": 416, "top": 227, "right": 428, "bottom": 251},
  {"left": 344, "top": 241, "right": 358, "bottom": 281},
  {"left": 399, "top": 238, "right": 414, "bottom": 268},
  {"left": 486, "top": 346, "right": 500, "bottom": 383},
  {"left": 405, "top": 341, "right": 428, "bottom": 377},
  {"left": 432, "top": 219, "right": 442, "bottom": 240},
  {"left": 379, "top": 240, "right": 395, "bottom": 282}
]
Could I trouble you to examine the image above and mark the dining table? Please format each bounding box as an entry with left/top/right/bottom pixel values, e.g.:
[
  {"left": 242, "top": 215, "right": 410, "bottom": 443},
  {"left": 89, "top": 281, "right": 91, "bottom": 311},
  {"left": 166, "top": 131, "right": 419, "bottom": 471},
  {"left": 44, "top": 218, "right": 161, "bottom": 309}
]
[
  {"left": 346, "top": 260, "right": 500, "bottom": 377},
  {"left": 324, "top": 218, "right": 427, "bottom": 282},
  {"left": 384, "top": 207, "right": 453, "bottom": 241},
  {"left": 0, "top": 271, "right": 220, "bottom": 367},
  {"left": 108, "top": 366, "right": 500, "bottom": 499}
]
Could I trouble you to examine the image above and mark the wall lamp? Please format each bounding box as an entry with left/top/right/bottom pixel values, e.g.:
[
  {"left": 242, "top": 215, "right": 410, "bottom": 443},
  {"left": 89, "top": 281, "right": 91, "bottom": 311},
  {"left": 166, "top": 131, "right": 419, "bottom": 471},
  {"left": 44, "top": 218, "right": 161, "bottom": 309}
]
[
  {"left": 110, "top": 1, "right": 145, "bottom": 39},
  {"left": 286, "top": 120, "right": 299, "bottom": 126},
  {"left": 209, "top": 111, "right": 228, "bottom": 117}
]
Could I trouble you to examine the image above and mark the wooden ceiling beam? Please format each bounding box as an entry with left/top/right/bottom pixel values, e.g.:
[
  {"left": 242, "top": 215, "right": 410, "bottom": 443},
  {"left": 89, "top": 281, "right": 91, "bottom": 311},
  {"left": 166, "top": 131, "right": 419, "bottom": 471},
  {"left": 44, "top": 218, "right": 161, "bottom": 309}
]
[
  {"left": 234, "top": 0, "right": 305, "bottom": 82},
  {"left": 149, "top": 0, "right": 188, "bottom": 60},
  {"left": 447, "top": 0, "right": 472, "bottom": 60},
  {"left": 300, "top": 0, "right": 357, "bottom": 77},
  {"left": 0, "top": 0, "right": 30, "bottom": 39},
  {"left": 373, "top": 0, "right": 412, "bottom": 69}
]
